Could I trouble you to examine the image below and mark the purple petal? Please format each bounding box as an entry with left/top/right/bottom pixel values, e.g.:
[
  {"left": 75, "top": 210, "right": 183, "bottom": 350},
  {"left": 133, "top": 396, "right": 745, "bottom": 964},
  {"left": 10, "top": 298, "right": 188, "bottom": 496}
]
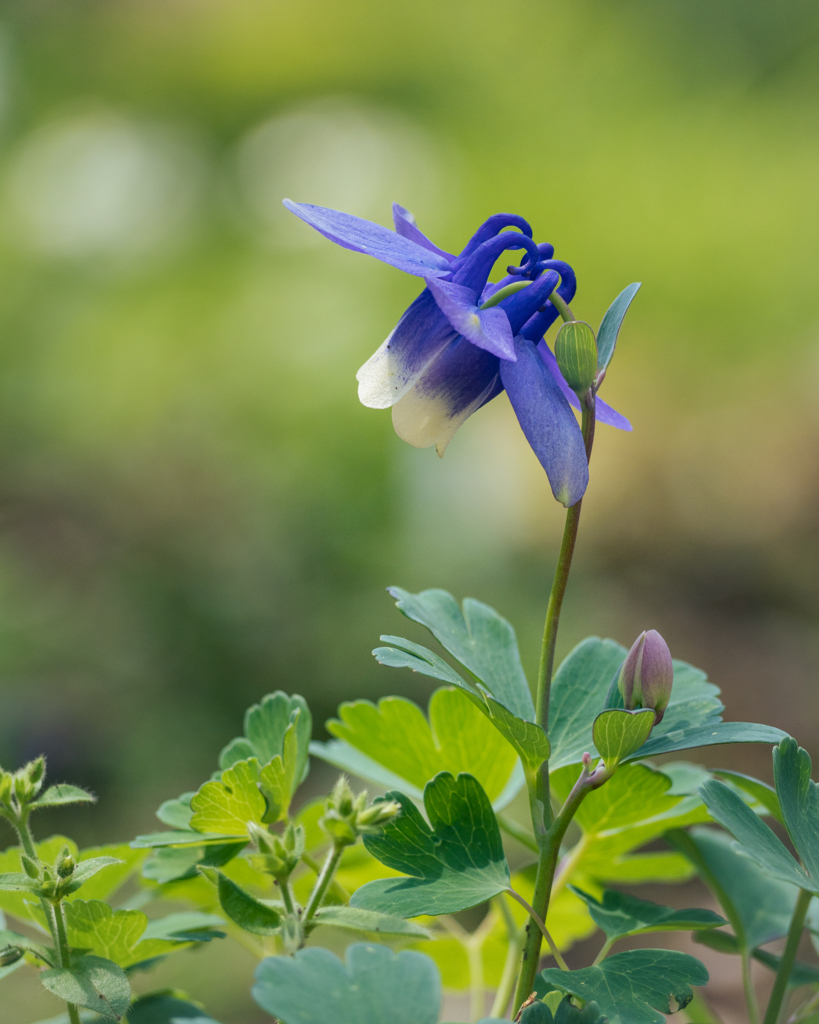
[
  {"left": 537, "top": 342, "right": 632, "bottom": 431},
  {"left": 283, "top": 200, "right": 451, "bottom": 278},
  {"left": 392, "top": 204, "right": 455, "bottom": 261},
  {"left": 425, "top": 278, "right": 516, "bottom": 361},
  {"left": 500, "top": 337, "right": 589, "bottom": 507},
  {"left": 357, "top": 288, "right": 456, "bottom": 408},
  {"left": 458, "top": 214, "right": 533, "bottom": 259},
  {"left": 391, "top": 336, "right": 501, "bottom": 455}
]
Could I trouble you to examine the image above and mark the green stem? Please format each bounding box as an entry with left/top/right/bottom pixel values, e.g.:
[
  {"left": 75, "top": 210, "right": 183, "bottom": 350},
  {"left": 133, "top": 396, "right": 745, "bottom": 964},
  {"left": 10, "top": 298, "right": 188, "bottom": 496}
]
[
  {"left": 302, "top": 851, "right": 350, "bottom": 902},
  {"left": 303, "top": 843, "right": 344, "bottom": 923},
  {"left": 592, "top": 937, "right": 613, "bottom": 966},
  {"left": 53, "top": 900, "right": 82, "bottom": 1024},
  {"left": 763, "top": 887, "right": 812, "bottom": 1024},
  {"left": 548, "top": 289, "right": 575, "bottom": 323},
  {"left": 512, "top": 762, "right": 609, "bottom": 1013},
  {"left": 504, "top": 888, "right": 568, "bottom": 971},
  {"left": 280, "top": 877, "right": 297, "bottom": 916},
  {"left": 490, "top": 896, "right": 524, "bottom": 1019},
  {"left": 479, "top": 280, "right": 531, "bottom": 309},
  {"left": 743, "top": 951, "right": 760, "bottom": 1024}
]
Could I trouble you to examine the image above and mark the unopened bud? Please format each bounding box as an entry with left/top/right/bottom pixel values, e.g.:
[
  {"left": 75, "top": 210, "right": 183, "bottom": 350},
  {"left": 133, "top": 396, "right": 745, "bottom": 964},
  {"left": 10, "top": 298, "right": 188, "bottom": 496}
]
[
  {"left": 21, "top": 855, "right": 40, "bottom": 880},
  {"left": 555, "top": 321, "right": 598, "bottom": 396},
  {"left": 248, "top": 821, "right": 303, "bottom": 879},
  {"left": 27, "top": 757, "right": 46, "bottom": 793},
  {"left": 357, "top": 799, "right": 402, "bottom": 833},
  {"left": 57, "top": 851, "right": 75, "bottom": 879},
  {"left": 0, "top": 772, "right": 11, "bottom": 808},
  {"left": 0, "top": 947, "right": 23, "bottom": 967},
  {"left": 329, "top": 776, "right": 356, "bottom": 818},
  {"left": 618, "top": 630, "right": 673, "bottom": 724}
]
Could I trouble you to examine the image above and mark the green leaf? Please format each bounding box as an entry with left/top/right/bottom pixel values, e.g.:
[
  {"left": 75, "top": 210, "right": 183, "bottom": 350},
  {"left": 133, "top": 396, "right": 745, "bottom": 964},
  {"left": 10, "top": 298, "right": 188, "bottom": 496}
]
[
  {"left": 64, "top": 901, "right": 197, "bottom": 969},
  {"left": 591, "top": 852, "right": 694, "bottom": 884},
  {"left": 253, "top": 943, "right": 440, "bottom": 1024},
  {"left": 0, "top": 871, "right": 42, "bottom": 893},
  {"left": 350, "top": 772, "right": 510, "bottom": 918},
  {"left": 123, "top": 992, "right": 214, "bottom": 1023},
  {"left": 592, "top": 709, "right": 655, "bottom": 769},
  {"left": 142, "top": 841, "right": 246, "bottom": 884},
  {"left": 219, "top": 692, "right": 312, "bottom": 789},
  {"left": 156, "top": 794, "right": 196, "bottom": 830},
  {"left": 549, "top": 638, "right": 785, "bottom": 768},
  {"left": 141, "top": 912, "right": 225, "bottom": 943},
  {"left": 569, "top": 887, "right": 725, "bottom": 942},
  {"left": 319, "top": 689, "right": 518, "bottom": 804},
  {"left": 541, "top": 949, "right": 709, "bottom": 1024},
  {"left": 361, "top": 636, "right": 550, "bottom": 771},
  {"left": 0, "top": 928, "right": 54, "bottom": 964},
  {"left": 669, "top": 826, "right": 799, "bottom": 950},
  {"left": 387, "top": 587, "right": 534, "bottom": 721},
  {"left": 40, "top": 954, "right": 130, "bottom": 1021},
  {"left": 596, "top": 282, "right": 641, "bottom": 371},
  {"left": 478, "top": 997, "right": 606, "bottom": 1024},
  {"left": 199, "top": 867, "right": 282, "bottom": 935},
  {"left": 713, "top": 770, "right": 782, "bottom": 823},
  {"left": 31, "top": 785, "right": 96, "bottom": 809},
  {"left": 188, "top": 759, "right": 267, "bottom": 837},
  {"left": 693, "top": 929, "right": 819, "bottom": 988},
  {"left": 130, "top": 830, "right": 233, "bottom": 849},
  {"left": 774, "top": 737, "right": 819, "bottom": 880},
  {"left": 550, "top": 763, "right": 709, "bottom": 874},
  {"left": 699, "top": 780, "right": 815, "bottom": 891},
  {"left": 312, "top": 905, "right": 430, "bottom": 937}
]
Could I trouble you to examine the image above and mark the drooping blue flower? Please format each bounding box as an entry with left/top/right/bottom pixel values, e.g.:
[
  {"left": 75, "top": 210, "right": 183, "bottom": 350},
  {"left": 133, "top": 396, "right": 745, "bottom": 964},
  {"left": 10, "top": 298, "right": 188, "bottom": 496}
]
[{"left": 284, "top": 200, "right": 630, "bottom": 507}]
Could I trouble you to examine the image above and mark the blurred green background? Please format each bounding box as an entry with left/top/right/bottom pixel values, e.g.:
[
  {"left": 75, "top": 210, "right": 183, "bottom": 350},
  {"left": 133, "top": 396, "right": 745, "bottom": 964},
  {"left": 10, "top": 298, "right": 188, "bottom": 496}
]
[{"left": 3, "top": 0, "right": 819, "bottom": 1019}]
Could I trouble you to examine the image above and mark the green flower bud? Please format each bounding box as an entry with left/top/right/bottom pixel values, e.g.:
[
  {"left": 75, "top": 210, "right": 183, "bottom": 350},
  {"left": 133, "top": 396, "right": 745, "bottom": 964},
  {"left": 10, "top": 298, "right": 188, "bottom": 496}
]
[
  {"left": 356, "top": 799, "right": 402, "bottom": 834},
  {"left": 321, "top": 777, "right": 402, "bottom": 847},
  {"left": 27, "top": 756, "right": 46, "bottom": 794},
  {"left": 555, "top": 320, "right": 598, "bottom": 396},
  {"left": 248, "top": 821, "right": 304, "bottom": 879},
  {"left": 0, "top": 772, "right": 12, "bottom": 809},
  {"left": 56, "top": 850, "right": 75, "bottom": 879},
  {"left": 0, "top": 947, "right": 23, "bottom": 967},
  {"left": 21, "top": 855, "right": 40, "bottom": 880},
  {"left": 617, "top": 629, "right": 674, "bottom": 724}
]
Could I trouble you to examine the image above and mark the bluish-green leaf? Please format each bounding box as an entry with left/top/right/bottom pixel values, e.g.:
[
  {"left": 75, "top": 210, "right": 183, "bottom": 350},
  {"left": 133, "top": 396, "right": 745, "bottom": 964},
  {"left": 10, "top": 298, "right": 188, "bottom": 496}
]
[
  {"left": 541, "top": 949, "right": 708, "bottom": 1024},
  {"left": 569, "top": 887, "right": 725, "bottom": 942},
  {"left": 713, "top": 770, "right": 782, "bottom": 823},
  {"left": 156, "top": 793, "right": 196, "bottom": 830},
  {"left": 372, "top": 637, "right": 549, "bottom": 770},
  {"left": 350, "top": 772, "right": 510, "bottom": 918},
  {"left": 596, "top": 282, "right": 641, "bottom": 371},
  {"left": 668, "top": 826, "right": 799, "bottom": 950},
  {"left": 774, "top": 737, "right": 819, "bottom": 880},
  {"left": 40, "top": 955, "right": 130, "bottom": 1021},
  {"left": 253, "top": 944, "right": 440, "bottom": 1024},
  {"left": 699, "top": 780, "right": 815, "bottom": 891},
  {"left": 199, "top": 867, "right": 282, "bottom": 935},
  {"left": 592, "top": 709, "right": 655, "bottom": 769},
  {"left": 387, "top": 587, "right": 534, "bottom": 721},
  {"left": 124, "top": 992, "right": 215, "bottom": 1023}
]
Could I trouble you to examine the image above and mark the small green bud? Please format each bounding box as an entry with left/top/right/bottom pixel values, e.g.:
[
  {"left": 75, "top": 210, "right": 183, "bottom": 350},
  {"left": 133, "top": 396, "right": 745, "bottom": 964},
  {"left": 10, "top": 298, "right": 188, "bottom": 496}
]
[
  {"left": 21, "top": 855, "right": 40, "bottom": 880},
  {"left": 39, "top": 879, "right": 56, "bottom": 898},
  {"left": 56, "top": 850, "right": 75, "bottom": 879},
  {"left": 357, "top": 799, "right": 402, "bottom": 834},
  {"left": 321, "top": 777, "right": 402, "bottom": 847},
  {"left": 27, "top": 756, "right": 46, "bottom": 794},
  {"left": 617, "top": 629, "right": 674, "bottom": 724},
  {"left": 0, "top": 947, "right": 23, "bottom": 967},
  {"left": 555, "top": 320, "right": 598, "bottom": 396},
  {"left": 0, "top": 771, "right": 13, "bottom": 809}
]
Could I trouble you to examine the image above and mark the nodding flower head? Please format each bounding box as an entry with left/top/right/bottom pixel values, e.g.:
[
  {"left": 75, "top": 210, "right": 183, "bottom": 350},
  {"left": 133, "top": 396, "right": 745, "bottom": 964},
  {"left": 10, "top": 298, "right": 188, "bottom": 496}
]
[{"left": 284, "top": 200, "right": 631, "bottom": 507}]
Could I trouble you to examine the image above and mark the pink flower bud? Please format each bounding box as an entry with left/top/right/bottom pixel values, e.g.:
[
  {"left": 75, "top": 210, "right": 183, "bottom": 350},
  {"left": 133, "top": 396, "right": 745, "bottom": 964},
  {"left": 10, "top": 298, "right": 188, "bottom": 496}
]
[{"left": 617, "top": 629, "right": 673, "bottom": 723}]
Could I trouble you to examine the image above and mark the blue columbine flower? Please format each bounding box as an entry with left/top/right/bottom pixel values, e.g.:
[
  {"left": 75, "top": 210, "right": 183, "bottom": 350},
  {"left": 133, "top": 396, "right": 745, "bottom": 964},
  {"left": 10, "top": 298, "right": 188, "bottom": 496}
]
[{"left": 284, "top": 200, "right": 630, "bottom": 507}]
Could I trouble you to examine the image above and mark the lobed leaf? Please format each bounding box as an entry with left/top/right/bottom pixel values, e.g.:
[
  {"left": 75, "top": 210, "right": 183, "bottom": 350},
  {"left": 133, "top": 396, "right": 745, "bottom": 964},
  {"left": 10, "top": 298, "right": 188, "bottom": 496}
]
[
  {"left": 699, "top": 780, "right": 815, "bottom": 892},
  {"left": 188, "top": 759, "right": 267, "bottom": 837},
  {"left": 774, "top": 737, "right": 819, "bottom": 880},
  {"left": 371, "top": 636, "right": 548, "bottom": 772},
  {"left": 592, "top": 708, "right": 655, "bottom": 769},
  {"left": 350, "top": 772, "right": 510, "bottom": 918},
  {"left": 386, "top": 587, "right": 534, "bottom": 721},
  {"left": 668, "top": 826, "right": 799, "bottom": 950},
  {"left": 219, "top": 691, "right": 311, "bottom": 790},
  {"left": 253, "top": 943, "right": 441, "bottom": 1024},
  {"left": 64, "top": 900, "right": 204, "bottom": 969},
  {"left": 320, "top": 689, "right": 518, "bottom": 803},
  {"left": 570, "top": 886, "right": 725, "bottom": 942},
  {"left": 541, "top": 948, "right": 709, "bottom": 1024}
]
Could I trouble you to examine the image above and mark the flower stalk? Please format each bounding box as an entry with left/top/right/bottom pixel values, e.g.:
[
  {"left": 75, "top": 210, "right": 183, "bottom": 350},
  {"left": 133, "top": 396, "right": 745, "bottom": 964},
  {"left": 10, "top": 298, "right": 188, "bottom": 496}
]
[{"left": 763, "top": 887, "right": 812, "bottom": 1024}]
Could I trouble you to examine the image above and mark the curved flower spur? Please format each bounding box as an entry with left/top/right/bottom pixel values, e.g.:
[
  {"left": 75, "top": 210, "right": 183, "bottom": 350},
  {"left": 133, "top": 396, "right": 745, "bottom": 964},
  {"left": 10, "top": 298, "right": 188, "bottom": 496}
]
[{"left": 284, "top": 200, "right": 634, "bottom": 507}]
